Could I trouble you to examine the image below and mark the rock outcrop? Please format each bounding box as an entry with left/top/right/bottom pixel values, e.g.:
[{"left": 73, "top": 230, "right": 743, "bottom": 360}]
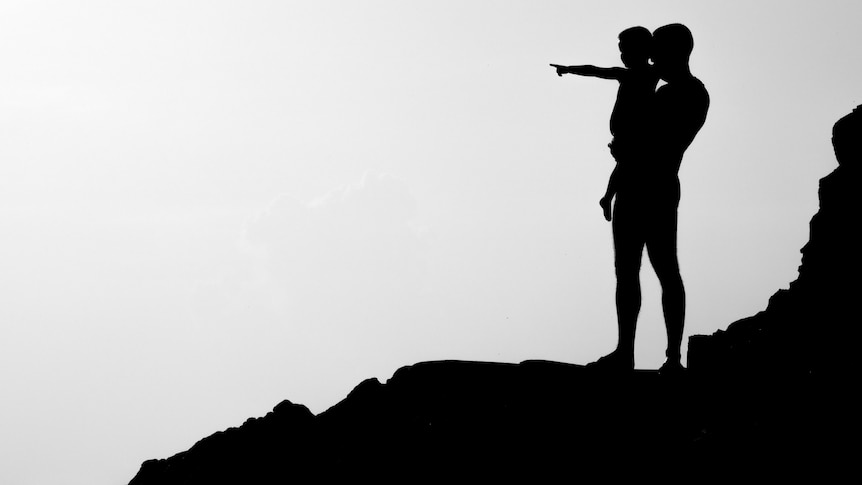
[
  {"left": 129, "top": 106, "right": 862, "bottom": 483},
  {"left": 689, "top": 106, "right": 862, "bottom": 379},
  {"left": 131, "top": 361, "right": 713, "bottom": 482}
]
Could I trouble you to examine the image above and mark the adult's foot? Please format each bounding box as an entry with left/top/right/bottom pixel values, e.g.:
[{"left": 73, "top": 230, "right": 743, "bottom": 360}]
[
  {"left": 587, "top": 350, "right": 634, "bottom": 372},
  {"left": 658, "top": 359, "right": 685, "bottom": 376}
]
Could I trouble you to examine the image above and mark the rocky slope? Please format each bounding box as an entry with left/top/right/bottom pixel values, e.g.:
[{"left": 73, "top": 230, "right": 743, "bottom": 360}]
[
  {"left": 690, "top": 106, "right": 861, "bottom": 381},
  {"left": 129, "top": 106, "right": 861, "bottom": 483}
]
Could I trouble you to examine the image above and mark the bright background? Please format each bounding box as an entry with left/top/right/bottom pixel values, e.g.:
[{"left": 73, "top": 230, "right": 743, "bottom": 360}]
[{"left": 1, "top": 1, "right": 859, "bottom": 484}]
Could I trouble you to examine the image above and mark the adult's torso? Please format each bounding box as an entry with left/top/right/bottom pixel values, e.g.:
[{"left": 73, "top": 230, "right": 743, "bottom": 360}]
[{"left": 615, "top": 75, "right": 709, "bottom": 209}]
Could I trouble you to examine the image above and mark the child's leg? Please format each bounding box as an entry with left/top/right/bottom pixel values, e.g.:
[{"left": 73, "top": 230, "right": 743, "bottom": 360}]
[{"left": 600, "top": 166, "right": 618, "bottom": 221}]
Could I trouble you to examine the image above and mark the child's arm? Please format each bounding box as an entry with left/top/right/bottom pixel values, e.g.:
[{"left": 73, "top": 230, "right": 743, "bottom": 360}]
[
  {"left": 603, "top": 165, "right": 619, "bottom": 199},
  {"left": 550, "top": 64, "right": 625, "bottom": 80}
]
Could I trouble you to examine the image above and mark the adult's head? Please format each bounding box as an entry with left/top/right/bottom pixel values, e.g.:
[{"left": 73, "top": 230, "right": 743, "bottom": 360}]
[
  {"left": 651, "top": 23, "right": 694, "bottom": 81},
  {"left": 618, "top": 26, "right": 652, "bottom": 68},
  {"left": 832, "top": 105, "right": 862, "bottom": 167}
]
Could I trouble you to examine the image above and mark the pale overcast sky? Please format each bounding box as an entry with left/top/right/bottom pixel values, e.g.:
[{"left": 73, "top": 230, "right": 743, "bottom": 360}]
[{"left": 1, "top": 1, "right": 860, "bottom": 484}]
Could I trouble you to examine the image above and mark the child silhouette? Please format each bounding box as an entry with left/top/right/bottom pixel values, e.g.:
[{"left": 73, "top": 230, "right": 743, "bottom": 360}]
[{"left": 551, "top": 26, "right": 658, "bottom": 221}]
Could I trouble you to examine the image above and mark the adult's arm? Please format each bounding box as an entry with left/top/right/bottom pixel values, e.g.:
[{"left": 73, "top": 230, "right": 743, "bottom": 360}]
[{"left": 651, "top": 80, "right": 710, "bottom": 169}]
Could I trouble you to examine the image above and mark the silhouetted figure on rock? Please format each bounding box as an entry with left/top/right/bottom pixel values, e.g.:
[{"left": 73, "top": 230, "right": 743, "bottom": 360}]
[
  {"left": 589, "top": 24, "right": 709, "bottom": 372},
  {"left": 551, "top": 26, "right": 658, "bottom": 221}
]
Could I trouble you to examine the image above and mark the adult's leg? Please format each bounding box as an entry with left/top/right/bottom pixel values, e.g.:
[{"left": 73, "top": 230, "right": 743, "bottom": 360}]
[
  {"left": 645, "top": 209, "right": 685, "bottom": 365},
  {"left": 611, "top": 200, "right": 646, "bottom": 366}
]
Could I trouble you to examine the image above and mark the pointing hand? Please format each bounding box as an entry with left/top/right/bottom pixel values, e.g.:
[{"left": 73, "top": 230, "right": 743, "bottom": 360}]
[{"left": 549, "top": 64, "right": 567, "bottom": 76}]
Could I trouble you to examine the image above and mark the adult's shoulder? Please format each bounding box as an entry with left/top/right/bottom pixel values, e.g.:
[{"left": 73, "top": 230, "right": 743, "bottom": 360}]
[
  {"left": 659, "top": 76, "right": 709, "bottom": 104},
  {"left": 690, "top": 76, "right": 710, "bottom": 111},
  {"left": 686, "top": 76, "right": 709, "bottom": 100},
  {"left": 658, "top": 75, "right": 707, "bottom": 92},
  {"left": 692, "top": 75, "right": 709, "bottom": 94},
  {"left": 684, "top": 76, "right": 710, "bottom": 126}
]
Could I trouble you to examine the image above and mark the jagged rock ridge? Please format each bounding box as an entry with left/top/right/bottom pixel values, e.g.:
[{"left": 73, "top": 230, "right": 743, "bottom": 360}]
[
  {"left": 129, "top": 106, "right": 862, "bottom": 483},
  {"left": 689, "top": 105, "right": 862, "bottom": 378}
]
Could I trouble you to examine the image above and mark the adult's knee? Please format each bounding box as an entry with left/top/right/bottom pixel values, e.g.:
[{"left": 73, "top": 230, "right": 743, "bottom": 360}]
[
  {"left": 656, "top": 269, "right": 684, "bottom": 291},
  {"left": 615, "top": 264, "right": 641, "bottom": 284}
]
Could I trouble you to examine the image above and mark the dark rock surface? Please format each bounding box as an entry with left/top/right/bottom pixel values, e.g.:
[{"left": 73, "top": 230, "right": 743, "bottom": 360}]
[
  {"left": 689, "top": 106, "right": 861, "bottom": 385},
  {"left": 129, "top": 107, "right": 861, "bottom": 483}
]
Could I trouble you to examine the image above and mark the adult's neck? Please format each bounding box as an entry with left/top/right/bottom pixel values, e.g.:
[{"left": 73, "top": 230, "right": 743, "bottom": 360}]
[{"left": 661, "top": 65, "right": 693, "bottom": 83}]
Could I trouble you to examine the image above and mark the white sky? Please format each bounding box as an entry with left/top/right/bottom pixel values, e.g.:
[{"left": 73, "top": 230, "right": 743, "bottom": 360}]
[{"left": 1, "top": 1, "right": 860, "bottom": 484}]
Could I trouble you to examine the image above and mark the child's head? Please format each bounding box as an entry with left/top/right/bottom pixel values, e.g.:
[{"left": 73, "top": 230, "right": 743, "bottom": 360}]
[{"left": 618, "top": 26, "right": 652, "bottom": 67}]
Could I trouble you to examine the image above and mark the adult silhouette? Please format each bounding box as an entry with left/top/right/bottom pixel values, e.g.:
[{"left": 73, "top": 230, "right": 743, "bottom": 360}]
[{"left": 592, "top": 23, "right": 710, "bottom": 372}]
